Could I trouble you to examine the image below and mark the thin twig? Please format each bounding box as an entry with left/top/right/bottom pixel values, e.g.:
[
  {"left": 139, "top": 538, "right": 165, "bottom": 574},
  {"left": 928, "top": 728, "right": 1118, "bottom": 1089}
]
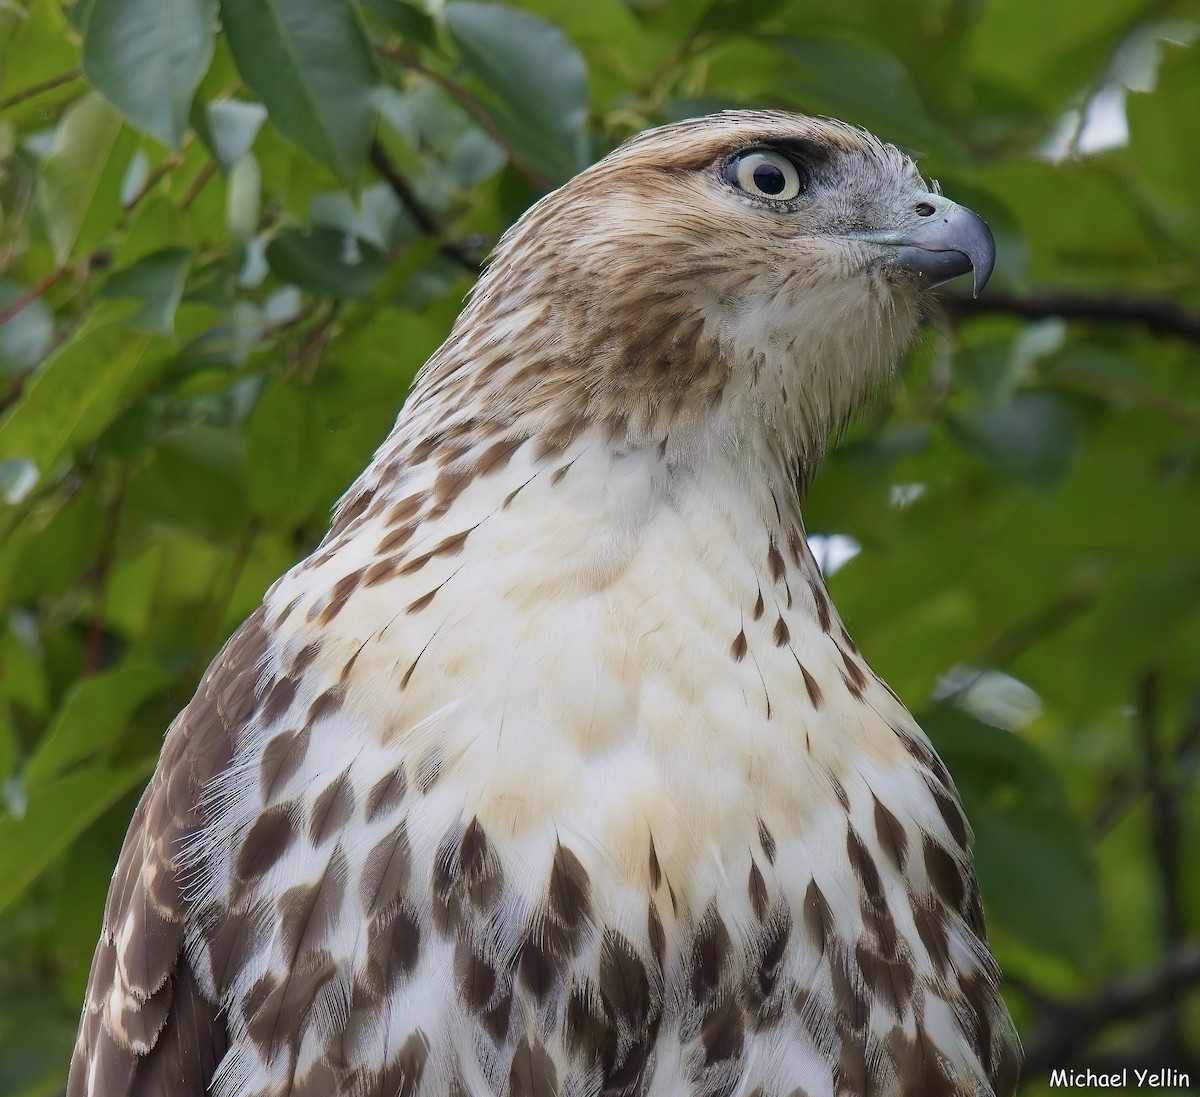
[
  {"left": 191, "top": 516, "right": 262, "bottom": 673},
  {"left": 180, "top": 160, "right": 218, "bottom": 212},
  {"left": 83, "top": 471, "right": 129, "bottom": 676},
  {"left": 367, "top": 141, "right": 481, "bottom": 274},
  {"left": 0, "top": 67, "right": 83, "bottom": 110},
  {"left": 378, "top": 45, "right": 551, "bottom": 189},
  {"left": 940, "top": 288, "right": 1200, "bottom": 345},
  {"left": 1137, "top": 670, "right": 1186, "bottom": 1056},
  {"left": 0, "top": 264, "right": 69, "bottom": 327},
  {"left": 288, "top": 299, "right": 343, "bottom": 380},
  {"left": 122, "top": 154, "right": 184, "bottom": 211},
  {"left": 1020, "top": 940, "right": 1200, "bottom": 1078}
]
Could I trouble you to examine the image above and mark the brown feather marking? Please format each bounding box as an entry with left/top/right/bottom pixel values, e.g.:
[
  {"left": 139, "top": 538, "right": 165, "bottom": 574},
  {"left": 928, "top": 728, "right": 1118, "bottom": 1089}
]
[
  {"left": 772, "top": 615, "right": 790, "bottom": 646},
  {"left": 847, "top": 828, "right": 883, "bottom": 897},
  {"left": 244, "top": 949, "right": 336, "bottom": 1059},
  {"left": 432, "top": 818, "right": 502, "bottom": 935},
  {"left": 839, "top": 645, "right": 868, "bottom": 692},
  {"left": 236, "top": 805, "right": 296, "bottom": 881},
  {"left": 700, "top": 996, "right": 745, "bottom": 1067},
  {"left": 690, "top": 905, "right": 731, "bottom": 1004},
  {"left": 407, "top": 588, "right": 438, "bottom": 613},
  {"left": 748, "top": 861, "right": 769, "bottom": 922},
  {"left": 757, "top": 820, "right": 777, "bottom": 867},
  {"left": 799, "top": 660, "right": 824, "bottom": 709},
  {"left": 747, "top": 910, "right": 790, "bottom": 1028},
  {"left": 923, "top": 836, "right": 968, "bottom": 909},
  {"left": 362, "top": 903, "right": 421, "bottom": 996},
  {"left": 767, "top": 539, "right": 786, "bottom": 583},
  {"left": 364, "top": 557, "right": 400, "bottom": 586},
  {"left": 317, "top": 568, "right": 365, "bottom": 625},
  {"left": 730, "top": 629, "right": 748, "bottom": 662},
  {"left": 69, "top": 608, "right": 272, "bottom": 1096},
  {"left": 802, "top": 880, "right": 833, "bottom": 956},
  {"left": 360, "top": 823, "right": 413, "bottom": 917},
  {"left": 808, "top": 579, "right": 832, "bottom": 633},
  {"left": 278, "top": 847, "right": 348, "bottom": 958},
  {"left": 873, "top": 793, "right": 909, "bottom": 871},
  {"left": 377, "top": 1031, "right": 429, "bottom": 1097},
  {"left": 398, "top": 529, "right": 471, "bottom": 576},
  {"left": 124, "top": 960, "right": 228, "bottom": 1097},
  {"left": 306, "top": 686, "right": 343, "bottom": 726},
  {"left": 260, "top": 725, "right": 311, "bottom": 801},
  {"left": 308, "top": 771, "right": 355, "bottom": 845},
  {"left": 365, "top": 768, "right": 407, "bottom": 821},
  {"left": 508, "top": 1035, "right": 559, "bottom": 1097},
  {"left": 261, "top": 675, "right": 297, "bottom": 724},
  {"left": 648, "top": 899, "right": 666, "bottom": 969},
  {"left": 517, "top": 844, "right": 593, "bottom": 1000},
  {"left": 648, "top": 835, "right": 662, "bottom": 890},
  {"left": 927, "top": 777, "right": 969, "bottom": 847}
]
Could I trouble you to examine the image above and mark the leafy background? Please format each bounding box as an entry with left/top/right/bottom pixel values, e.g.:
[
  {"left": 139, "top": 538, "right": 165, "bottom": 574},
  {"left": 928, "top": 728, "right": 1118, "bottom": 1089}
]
[{"left": 0, "top": 0, "right": 1198, "bottom": 1093}]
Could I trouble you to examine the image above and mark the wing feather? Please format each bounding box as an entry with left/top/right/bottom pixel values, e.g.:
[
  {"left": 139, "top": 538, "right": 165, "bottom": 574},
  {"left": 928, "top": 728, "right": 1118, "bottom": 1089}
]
[{"left": 68, "top": 607, "right": 272, "bottom": 1097}]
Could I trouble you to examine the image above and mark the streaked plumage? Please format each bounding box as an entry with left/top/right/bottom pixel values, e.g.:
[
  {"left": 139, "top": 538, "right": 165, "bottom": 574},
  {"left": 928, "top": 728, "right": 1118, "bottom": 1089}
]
[{"left": 70, "top": 111, "right": 1020, "bottom": 1097}]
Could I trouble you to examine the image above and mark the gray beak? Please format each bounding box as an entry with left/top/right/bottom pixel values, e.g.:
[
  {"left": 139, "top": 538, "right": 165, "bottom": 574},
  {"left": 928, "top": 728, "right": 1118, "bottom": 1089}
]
[{"left": 856, "top": 195, "right": 996, "bottom": 297}]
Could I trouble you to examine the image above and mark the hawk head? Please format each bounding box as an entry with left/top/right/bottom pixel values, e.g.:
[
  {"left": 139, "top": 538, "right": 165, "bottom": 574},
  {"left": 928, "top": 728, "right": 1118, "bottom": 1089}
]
[{"left": 421, "top": 110, "right": 993, "bottom": 477}]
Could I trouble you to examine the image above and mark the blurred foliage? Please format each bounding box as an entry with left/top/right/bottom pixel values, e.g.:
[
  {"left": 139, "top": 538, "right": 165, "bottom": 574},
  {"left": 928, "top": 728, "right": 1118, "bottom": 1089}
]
[{"left": 0, "top": 0, "right": 1198, "bottom": 1094}]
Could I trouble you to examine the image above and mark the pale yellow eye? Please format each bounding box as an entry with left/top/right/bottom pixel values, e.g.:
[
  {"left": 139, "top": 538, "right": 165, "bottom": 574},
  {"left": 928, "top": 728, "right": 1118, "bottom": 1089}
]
[{"left": 725, "top": 150, "right": 804, "bottom": 201}]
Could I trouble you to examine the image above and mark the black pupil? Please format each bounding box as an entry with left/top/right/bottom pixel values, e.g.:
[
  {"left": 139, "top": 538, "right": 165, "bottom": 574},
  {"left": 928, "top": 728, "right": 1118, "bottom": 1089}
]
[{"left": 752, "top": 161, "right": 787, "bottom": 195}]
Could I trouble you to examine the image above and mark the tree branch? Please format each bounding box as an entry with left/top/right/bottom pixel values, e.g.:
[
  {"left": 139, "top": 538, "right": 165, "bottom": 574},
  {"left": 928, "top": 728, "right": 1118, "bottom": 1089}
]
[
  {"left": 939, "top": 288, "right": 1200, "bottom": 345},
  {"left": 0, "top": 67, "right": 83, "bottom": 110},
  {"left": 377, "top": 45, "right": 551, "bottom": 190},
  {"left": 1021, "top": 940, "right": 1200, "bottom": 1078},
  {"left": 83, "top": 470, "right": 128, "bottom": 676},
  {"left": 367, "top": 141, "right": 482, "bottom": 275},
  {"left": 0, "top": 264, "right": 68, "bottom": 328}
]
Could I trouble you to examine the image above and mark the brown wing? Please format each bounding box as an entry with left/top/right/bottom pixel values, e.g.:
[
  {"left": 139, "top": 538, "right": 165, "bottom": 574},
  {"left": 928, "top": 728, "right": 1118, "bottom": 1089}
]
[{"left": 68, "top": 607, "right": 272, "bottom": 1097}]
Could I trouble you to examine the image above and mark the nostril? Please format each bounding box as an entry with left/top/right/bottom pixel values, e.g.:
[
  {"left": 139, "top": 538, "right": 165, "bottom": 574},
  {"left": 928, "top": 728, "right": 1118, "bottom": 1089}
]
[{"left": 914, "top": 202, "right": 936, "bottom": 217}]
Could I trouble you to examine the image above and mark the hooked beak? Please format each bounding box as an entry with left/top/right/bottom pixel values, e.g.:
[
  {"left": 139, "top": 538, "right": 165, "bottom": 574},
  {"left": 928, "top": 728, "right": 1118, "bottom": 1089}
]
[{"left": 856, "top": 195, "right": 996, "bottom": 297}]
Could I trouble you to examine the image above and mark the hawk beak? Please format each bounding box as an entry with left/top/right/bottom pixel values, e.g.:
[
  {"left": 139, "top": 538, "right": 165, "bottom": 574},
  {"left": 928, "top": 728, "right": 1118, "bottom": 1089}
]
[{"left": 857, "top": 196, "right": 996, "bottom": 297}]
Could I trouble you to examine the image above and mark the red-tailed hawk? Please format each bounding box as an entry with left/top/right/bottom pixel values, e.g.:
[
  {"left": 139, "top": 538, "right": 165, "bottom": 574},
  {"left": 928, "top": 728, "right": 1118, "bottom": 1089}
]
[{"left": 69, "top": 111, "right": 1018, "bottom": 1097}]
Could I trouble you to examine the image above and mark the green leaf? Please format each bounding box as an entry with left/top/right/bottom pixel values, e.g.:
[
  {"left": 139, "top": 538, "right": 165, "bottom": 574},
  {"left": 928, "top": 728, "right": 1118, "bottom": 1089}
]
[
  {"left": 99, "top": 247, "right": 193, "bottom": 334},
  {"left": 0, "top": 760, "right": 153, "bottom": 914},
  {"left": 0, "top": 459, "right": 38, "bottom": 505},
  {"left": 0, "top": 302, "right": 164, "bottom": 478},
  {"left": 34, "top": 93, "right": 124, "bottom": 263},
  {"left": 218, "top": 0, "right": 378, "bottom": 177},
  {"left": 445, "top": 1, "right": 589, "bottom": 182},
  {"left": 195, "top": 98, "right": 269, "bottom": 171},
  {"left": 82, "top": 0, "right": 217, "bottom": 149},
  {"left": 241, "top": 382, "right": 324, "bottom": 522},
  {"left": 947, "top": 391, "right": 1080, "bottom": 489},
  {"left": 0, "top": 283, "right": 54, "bottom": 375},
  {"left": 767, "top": 33, "right": 955, "bottom": 153},
  {"left": 922, "top": 709, "right": 1101, "bottom": 964},
  {"left": 360, "top": 0, "right": 437, "bottom": 43},
  {"left": 23, "top": 667, "right": 172, "bottom": 790},
  {"left": 226, "top": 153, "right": 262, "bottom": 245},
  {"left": 265, "top": 225, "right": 386, "bottom": 297},
  {"left": 695, "top": 0, "right": 787, "bottom": 35}
]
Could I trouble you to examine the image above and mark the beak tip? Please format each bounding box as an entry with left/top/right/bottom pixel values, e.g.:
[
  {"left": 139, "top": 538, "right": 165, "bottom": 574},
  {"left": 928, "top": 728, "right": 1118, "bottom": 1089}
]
[{"left": 866, "top": 200, "right": 996, "bottom": 296}]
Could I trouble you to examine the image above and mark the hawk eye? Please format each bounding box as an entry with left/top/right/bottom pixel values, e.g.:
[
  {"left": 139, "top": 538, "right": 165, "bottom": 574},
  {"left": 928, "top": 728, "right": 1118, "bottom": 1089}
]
[{"left": 724, "top": 150, "right": 804, "bottom": 202}]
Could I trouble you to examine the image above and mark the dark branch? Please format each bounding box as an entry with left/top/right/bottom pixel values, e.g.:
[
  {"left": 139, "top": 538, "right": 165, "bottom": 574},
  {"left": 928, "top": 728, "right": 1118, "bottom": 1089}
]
[
  {"left": 1021, "top": 940, "right": 1200, "bottom": 1078},
  {"left": 0, "top": 67, "right": 83, "bottom": 110},
  {"left": 378, "top": 45, "right": 552, "bottom": 190},
  {"left": 368, "top": 140, "right": 482, "bottom": 275},
  {"left": 0, "top": 264, "right": 68, "bottom": 327},
  {"left": 939, "top": 288, "right": 1200, "bottom": 345},
  {"left": 83, "top": 471, "right": 129, "bottom": 675}
]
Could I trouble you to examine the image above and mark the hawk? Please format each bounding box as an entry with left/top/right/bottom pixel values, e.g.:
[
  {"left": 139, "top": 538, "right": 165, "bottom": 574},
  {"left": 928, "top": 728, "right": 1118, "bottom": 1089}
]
[{"left": 70, "top": 111, "right": 1020, "bottom": 1097}]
